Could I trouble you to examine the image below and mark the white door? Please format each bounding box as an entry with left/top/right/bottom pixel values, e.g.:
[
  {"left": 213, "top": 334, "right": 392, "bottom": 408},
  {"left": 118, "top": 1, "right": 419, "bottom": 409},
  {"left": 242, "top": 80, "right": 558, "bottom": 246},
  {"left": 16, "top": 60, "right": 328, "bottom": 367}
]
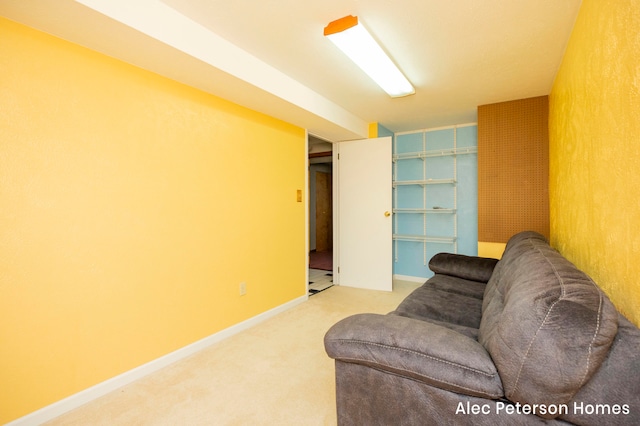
[{"left": 335, "top": 136, "right": 392, "bottom": 291}]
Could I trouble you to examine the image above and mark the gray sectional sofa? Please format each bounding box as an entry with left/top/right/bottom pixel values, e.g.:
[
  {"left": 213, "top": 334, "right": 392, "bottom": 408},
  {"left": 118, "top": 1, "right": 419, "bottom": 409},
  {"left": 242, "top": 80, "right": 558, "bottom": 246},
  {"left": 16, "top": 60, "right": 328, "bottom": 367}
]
[{"left": 324, "top": 231, "right": 640, "bottom": 425}]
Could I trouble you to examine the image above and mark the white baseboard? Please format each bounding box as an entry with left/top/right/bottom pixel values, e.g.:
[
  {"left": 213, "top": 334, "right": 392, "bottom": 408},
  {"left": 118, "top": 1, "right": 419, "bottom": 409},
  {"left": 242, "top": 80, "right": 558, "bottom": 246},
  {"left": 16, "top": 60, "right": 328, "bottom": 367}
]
[
  {"left": 393, "top": 274, "right": 428, "bottom": 283},
  {"left": 7, "top": 295, "right": 308, "bottom": 426}
]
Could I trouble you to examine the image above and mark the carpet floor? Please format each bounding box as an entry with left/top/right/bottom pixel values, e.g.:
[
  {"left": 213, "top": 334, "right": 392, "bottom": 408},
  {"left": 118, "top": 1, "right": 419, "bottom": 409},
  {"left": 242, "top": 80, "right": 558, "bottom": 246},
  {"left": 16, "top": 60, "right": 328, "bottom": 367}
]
[
  {"left": 309, "top": 250, "right": 332, "bottom": 271},
  {"left": 45, "top": 280, "right": 421, "bottom": 425}
]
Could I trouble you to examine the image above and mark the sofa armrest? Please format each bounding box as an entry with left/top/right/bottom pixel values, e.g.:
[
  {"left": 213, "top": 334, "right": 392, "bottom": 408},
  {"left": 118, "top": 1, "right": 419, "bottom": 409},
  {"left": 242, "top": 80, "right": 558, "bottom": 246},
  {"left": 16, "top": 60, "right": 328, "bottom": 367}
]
[
  {"left": 324, "top": 313, "right": 504, "bottom": 399},
  {"left": 428, "top": 253, "right": 499, "bottom": 283}
]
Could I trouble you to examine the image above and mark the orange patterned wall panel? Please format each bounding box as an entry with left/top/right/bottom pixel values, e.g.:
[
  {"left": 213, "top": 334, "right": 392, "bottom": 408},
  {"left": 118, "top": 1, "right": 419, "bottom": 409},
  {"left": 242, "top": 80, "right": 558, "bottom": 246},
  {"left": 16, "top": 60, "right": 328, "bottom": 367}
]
[{"left": 478, "top": 96, "right": 549, "bottom": 243}]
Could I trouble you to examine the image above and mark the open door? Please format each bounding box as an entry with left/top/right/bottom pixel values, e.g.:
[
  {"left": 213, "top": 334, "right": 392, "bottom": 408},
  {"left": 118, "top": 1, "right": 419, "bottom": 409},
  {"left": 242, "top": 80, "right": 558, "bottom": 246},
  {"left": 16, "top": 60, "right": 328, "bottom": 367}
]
[{"left": 334, "top": 136, "right": 392, "bottom": 291}]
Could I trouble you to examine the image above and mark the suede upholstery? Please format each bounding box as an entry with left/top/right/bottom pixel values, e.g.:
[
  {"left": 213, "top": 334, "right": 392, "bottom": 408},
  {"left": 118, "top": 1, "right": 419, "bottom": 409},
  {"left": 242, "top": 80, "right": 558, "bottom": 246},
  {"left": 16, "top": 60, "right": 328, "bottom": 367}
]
[
  {"left": 478, "top": 232, "right": 619, "bottom": 412},
  {"left": 325, "top": 231, "right": 640, "bottom": 425}
]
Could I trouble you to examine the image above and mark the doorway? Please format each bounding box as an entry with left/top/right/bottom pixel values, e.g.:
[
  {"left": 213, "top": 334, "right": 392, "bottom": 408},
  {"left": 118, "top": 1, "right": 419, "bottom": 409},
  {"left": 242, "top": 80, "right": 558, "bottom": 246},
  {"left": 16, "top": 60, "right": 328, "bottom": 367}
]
[{"left": 308, "top": 135, "right": 333, "bottom": 294}]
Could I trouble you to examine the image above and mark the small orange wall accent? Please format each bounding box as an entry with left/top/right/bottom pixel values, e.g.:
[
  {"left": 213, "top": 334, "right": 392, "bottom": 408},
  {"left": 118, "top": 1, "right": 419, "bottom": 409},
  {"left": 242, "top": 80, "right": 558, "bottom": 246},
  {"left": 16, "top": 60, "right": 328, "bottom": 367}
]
[
  {"left": 368, "top": 122, "right": 379, "bottom": 138},
  {"left": 549, "top": 0, "right": 640, "bottom": 326},
  {"left": 0, "top": 17, "right": 306, "bottom": 423}
]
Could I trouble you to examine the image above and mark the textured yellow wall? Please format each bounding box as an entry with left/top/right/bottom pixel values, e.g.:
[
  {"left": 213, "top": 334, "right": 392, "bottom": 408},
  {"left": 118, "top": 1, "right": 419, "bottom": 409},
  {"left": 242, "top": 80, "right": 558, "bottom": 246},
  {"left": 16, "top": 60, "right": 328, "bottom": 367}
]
[
  {"left": 0, "top": 18, "right": 306, "bottom": 423},
  {"left": 549, "top": 0, "right": 640, "bottom": 327}
]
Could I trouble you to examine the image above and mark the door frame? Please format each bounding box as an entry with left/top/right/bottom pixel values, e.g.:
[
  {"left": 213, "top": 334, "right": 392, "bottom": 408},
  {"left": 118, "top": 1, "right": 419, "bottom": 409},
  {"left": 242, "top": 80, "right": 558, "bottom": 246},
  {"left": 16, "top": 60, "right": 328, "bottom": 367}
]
[
  {"left": 332, "top": 146, "right": 340, "bottom": 284},
  {"left": 305, "top": 131, "right": 310, "bottom": 297}
]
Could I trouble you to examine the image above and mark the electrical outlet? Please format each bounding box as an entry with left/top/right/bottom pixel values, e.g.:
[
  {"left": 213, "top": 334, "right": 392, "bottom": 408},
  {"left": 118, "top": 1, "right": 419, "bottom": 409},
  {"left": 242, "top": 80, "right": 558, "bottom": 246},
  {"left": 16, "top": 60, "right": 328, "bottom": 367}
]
[{"left": 239, "top": 281, "right": 247, "bottom": 296}]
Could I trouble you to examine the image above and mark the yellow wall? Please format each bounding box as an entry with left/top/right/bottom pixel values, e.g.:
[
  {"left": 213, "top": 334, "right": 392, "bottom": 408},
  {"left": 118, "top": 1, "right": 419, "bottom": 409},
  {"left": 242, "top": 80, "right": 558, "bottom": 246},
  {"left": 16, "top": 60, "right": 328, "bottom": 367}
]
[
  {"left": 477, "top": 242, "right": 506, "bottom": 260},
  {"left": 549, "top": 0, "right": 640, "bottom": 327},
  {"left": 368, "top": 122, "right": 379, "bottom": 138},
  {"left": 0, "top": 18, "right": 306, "bottom": 423}
]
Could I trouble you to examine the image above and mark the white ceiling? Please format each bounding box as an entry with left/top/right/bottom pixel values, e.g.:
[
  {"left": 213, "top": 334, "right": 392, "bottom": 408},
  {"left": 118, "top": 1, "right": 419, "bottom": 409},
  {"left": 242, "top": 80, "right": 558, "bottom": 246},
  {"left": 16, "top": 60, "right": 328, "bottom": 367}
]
[{"left": 0, "top": 0, "right": 582, "bottom": 141}]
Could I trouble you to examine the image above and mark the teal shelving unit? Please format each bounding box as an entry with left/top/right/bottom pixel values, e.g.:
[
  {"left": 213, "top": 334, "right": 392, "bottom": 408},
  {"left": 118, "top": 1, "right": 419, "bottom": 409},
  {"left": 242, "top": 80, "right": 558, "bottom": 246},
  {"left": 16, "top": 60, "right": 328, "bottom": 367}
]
[{"left": 393, "top": 124, "right": 478, "bottom": 279}]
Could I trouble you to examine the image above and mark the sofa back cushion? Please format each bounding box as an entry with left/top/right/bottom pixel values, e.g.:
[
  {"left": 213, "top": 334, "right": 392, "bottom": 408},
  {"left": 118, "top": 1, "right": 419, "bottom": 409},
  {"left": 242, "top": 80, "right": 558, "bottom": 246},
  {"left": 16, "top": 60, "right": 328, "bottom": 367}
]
[{"left": 478, "top": 232, "right": 619, "bottom": 414}]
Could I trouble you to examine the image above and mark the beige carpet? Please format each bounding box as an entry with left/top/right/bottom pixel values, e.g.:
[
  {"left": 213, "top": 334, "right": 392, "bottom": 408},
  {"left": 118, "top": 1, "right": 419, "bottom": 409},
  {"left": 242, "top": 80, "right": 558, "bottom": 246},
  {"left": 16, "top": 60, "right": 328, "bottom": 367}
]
[{"left": 46, "top": 280, "right": 421, "bottom": 425}]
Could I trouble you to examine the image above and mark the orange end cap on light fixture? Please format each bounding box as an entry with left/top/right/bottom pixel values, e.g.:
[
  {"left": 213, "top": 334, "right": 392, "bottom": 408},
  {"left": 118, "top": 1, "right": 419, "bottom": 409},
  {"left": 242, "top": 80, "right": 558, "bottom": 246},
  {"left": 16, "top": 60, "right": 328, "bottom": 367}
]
[{"left": 323, "top": 15, "right": 358, "bottom": 36}]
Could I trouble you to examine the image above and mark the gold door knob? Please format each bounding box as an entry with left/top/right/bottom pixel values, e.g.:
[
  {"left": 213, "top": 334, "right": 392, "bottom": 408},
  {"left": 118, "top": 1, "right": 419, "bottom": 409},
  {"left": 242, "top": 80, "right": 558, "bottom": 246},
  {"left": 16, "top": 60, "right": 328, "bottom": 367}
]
[{"left": 384, "top": 211, "right": 391, "bottom": 217}]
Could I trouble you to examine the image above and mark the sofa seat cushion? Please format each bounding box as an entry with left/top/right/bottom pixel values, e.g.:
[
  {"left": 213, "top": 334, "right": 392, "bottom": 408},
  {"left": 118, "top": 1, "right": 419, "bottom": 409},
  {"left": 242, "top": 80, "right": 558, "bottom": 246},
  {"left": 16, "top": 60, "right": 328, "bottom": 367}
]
[
  {"left": 393, "top": 275, "right": 485, "bottom": 330},
  {"left": 325, "top": 313, "right": 504, "bottom": 399},
  {"left": 390, "top": 313, "right": 480, "bottom": 340},
  {"left": 478, "top": 232, "right": 619, "bottom": 415},
  {"left": 423, "top": 274, "right": 487, "bottom": 299}
]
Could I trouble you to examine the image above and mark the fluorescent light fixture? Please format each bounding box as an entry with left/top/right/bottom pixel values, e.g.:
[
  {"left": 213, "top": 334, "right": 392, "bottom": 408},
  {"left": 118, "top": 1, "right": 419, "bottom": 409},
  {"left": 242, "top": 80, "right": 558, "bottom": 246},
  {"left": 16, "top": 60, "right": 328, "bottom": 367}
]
[{"left": 324, "top": 15, "right": 415, "bottom": 98}]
